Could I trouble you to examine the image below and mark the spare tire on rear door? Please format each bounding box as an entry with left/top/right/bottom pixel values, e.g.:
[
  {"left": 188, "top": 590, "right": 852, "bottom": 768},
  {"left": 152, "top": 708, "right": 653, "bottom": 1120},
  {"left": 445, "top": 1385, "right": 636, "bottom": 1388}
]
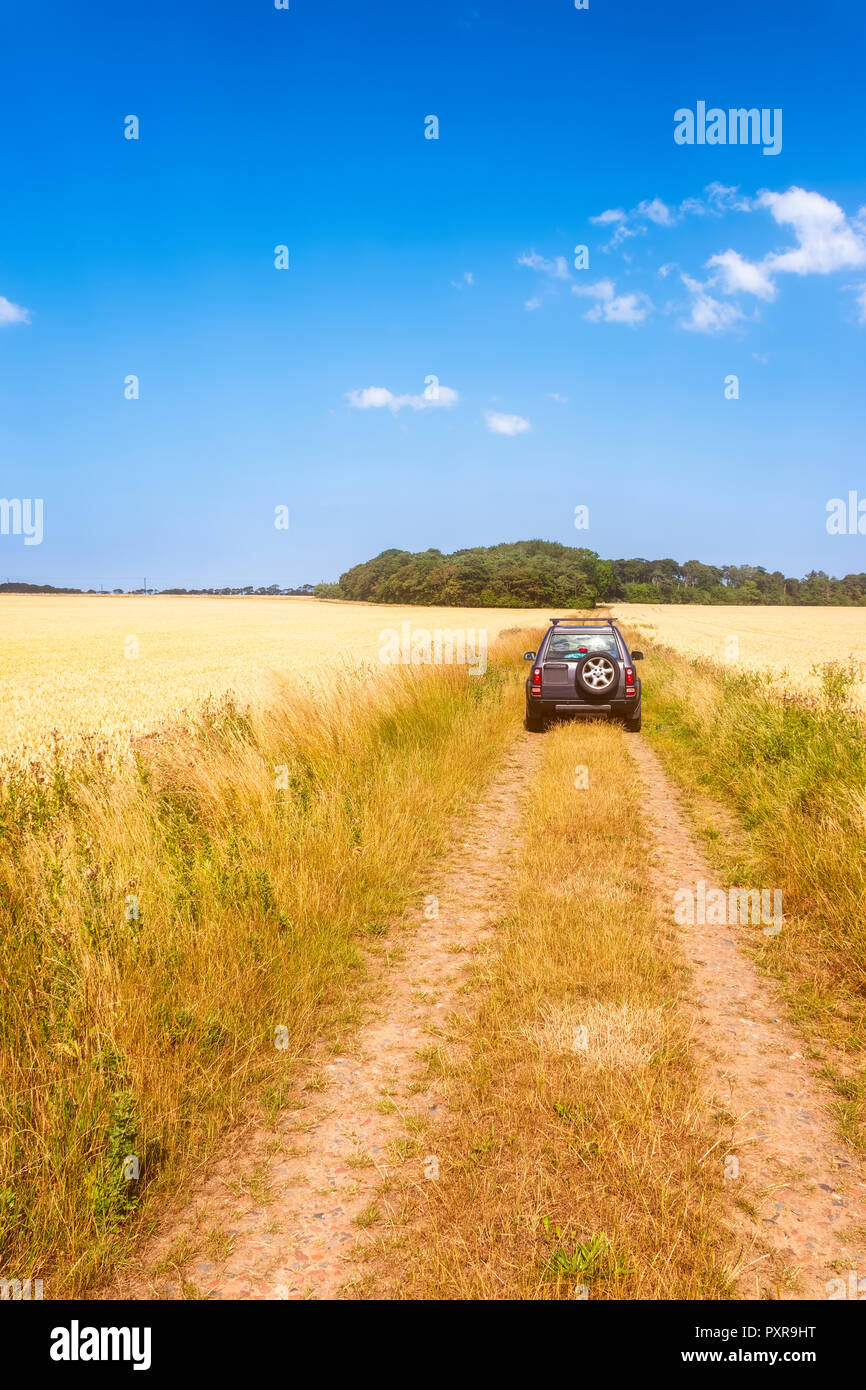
[{"left": 575, "top": 651, "right": 617, "bottom": 698}]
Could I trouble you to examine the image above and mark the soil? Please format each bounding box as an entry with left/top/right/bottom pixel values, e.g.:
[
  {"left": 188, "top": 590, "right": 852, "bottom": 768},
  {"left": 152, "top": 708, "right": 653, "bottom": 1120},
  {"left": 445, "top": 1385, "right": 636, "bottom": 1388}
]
[{"left": 627, "top": 736, "right": 866, "bottom": 1299}]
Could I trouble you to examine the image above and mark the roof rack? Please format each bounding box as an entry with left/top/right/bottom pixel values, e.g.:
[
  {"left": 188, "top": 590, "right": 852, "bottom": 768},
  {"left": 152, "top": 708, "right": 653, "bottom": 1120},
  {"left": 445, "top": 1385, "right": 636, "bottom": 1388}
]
[{"left": 548, "top": 617, "right": 615, "bottom": 626}]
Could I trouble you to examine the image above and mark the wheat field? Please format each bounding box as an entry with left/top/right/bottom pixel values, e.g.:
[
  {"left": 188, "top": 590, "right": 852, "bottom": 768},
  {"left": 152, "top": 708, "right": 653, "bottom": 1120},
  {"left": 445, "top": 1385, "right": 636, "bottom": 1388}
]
[
  {"left": 2, "top": 596, "right": 865, "bottom": 773},
  {"left": 0, "top": 596, "right": 550, "bottom": 773},
  {"left": 611, "top": 603, "right": 866, "bottom": 708}
]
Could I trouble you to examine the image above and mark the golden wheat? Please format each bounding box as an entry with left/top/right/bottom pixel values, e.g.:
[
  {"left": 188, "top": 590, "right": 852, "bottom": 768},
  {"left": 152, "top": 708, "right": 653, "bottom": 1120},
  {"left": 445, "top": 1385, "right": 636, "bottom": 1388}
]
[
  {"left": 0, "top": 596, "right": 550, "bottom": 774},
  {"left": 611, "top": 603, "right": 866, "bottom": 706}
]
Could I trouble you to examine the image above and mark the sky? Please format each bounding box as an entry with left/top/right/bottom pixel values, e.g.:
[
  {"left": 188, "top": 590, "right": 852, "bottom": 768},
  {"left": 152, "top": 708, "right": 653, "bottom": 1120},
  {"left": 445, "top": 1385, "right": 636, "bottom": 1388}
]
[{"left": 1, "top": 0, "right": 864, "bottom": 590}]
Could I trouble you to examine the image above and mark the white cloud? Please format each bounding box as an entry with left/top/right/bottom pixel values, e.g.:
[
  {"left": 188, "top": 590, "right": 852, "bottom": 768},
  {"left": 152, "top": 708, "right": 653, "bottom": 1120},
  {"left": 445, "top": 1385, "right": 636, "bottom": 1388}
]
[
  {"left": 679, "top": 274, "right": 745, "bottom": 334},
  {"left": 347, "top": 384, "right": 459, "bottom": 413},
  {"left": 704, "top": 182, "right": 752, "bottom": 213},
  {"left": 577, "top": 184, "right": 866, "bottom": 330},
  {"left": 590, "top": 208, "right": 627, "bottom": 225},
  {"left": 636, "top": 198, "right": 673, "bottom": 226},
  {"left": 572, "top": 279, "right": 652, "bottom": 326},
  {"left": 548, "top": 392, "right": 568, "bottom": 403},
  {"left": 757, "top": 187, "right": 866, "bottom": 276},
  {"left": 590, "top": 293, "right": 651, "bottom": 325},
  {"left": 706, "top": 248, "right": 777, "bottom": 301},
  {"left": 699, "top": 188, "right": 866, "bottom": 321},
  {"left": 0, "top": 296, "right": 30, "bottom": 325},
  {"left": 526, "top": 185, "right": 866, "bottom": 333},
  {"left": 603, "top": 222, "right": 645, "bottom": 250},
  {"left": 572, "top": 279, "right": 617, "bottom": 303},
  {"left": 593, "top": 183, "right": 751, "bottom": 253},
  {"left": 484, "top": 410, "right": 531, "bottom": 436},
  {"left": 525, "top": 296, "right": 542, "bottom": 311},
  {"left": 451, "top": 270, "right": 475, "bottom": 288},
  {"left": 518, "top": 250, "right": 570, "bottom": 279}
]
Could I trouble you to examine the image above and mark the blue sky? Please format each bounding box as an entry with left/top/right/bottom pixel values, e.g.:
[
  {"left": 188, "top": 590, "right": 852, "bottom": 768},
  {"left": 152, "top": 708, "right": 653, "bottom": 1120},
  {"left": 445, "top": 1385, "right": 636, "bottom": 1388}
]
[{"left": 1, "top": 0, "right": 864, "bottom": 589}]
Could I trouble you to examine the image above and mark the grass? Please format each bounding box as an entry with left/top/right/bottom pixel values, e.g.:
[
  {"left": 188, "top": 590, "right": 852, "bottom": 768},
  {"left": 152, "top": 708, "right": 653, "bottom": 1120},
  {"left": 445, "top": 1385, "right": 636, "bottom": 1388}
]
[
  {"left": 354, "top": 1203, "right": 382, "bottom": 1229},
  {"left": 381, "top": 716, "right": 735, "bottom": 1300},
  {"left": 8, "top": 608, "right": 862, "bottom": 1299},
  {"left": 633, "top": 636, "right": 866, "bottom": 1149},
  {"left": 0, "top": 635, "right": 528, "bottom": 1295}
]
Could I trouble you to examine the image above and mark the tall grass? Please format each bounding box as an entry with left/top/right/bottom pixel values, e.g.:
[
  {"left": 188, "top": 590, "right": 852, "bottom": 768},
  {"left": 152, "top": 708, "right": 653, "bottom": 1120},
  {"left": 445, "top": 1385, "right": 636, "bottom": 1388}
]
[
  {"left": 0, "top": 644, "right": 525, "bottom": 1295},
  {"left": 635, "top": 639, "right": 866, "bottom": 1146}
]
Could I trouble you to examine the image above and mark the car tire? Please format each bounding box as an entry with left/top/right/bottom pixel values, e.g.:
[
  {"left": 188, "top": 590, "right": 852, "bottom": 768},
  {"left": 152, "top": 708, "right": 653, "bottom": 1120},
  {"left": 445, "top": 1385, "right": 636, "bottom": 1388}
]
[
  {"left": 525, "top": 703, "right": 544, "bottom": 732},
  {"left": 624, "top": 709, "right": 642, "bottom": 732},
  {"left": 574, "top": 652, "right": 618, "bottom": 699}
]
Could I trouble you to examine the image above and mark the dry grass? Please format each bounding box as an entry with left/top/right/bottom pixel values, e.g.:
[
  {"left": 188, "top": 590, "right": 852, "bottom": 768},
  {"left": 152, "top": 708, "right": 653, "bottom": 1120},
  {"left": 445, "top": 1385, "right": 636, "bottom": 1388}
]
[
  {"left": 0, "top": 595, "right": 554, "bottom": 774},
  {"left": 379, "top": 718, "right": 734, "bottom": 1300},
  {"left": 523, "top": 999, "right": 663, "bottom": 1073},
  {"left": 0, "top": 640, "right": 527, "bottom": 1295},
  {"left": 611, "top": 604, "right": 866, "bottom": 708},
  {"left": 635, "top": 636, "right": 866, "bottom": 1149}
]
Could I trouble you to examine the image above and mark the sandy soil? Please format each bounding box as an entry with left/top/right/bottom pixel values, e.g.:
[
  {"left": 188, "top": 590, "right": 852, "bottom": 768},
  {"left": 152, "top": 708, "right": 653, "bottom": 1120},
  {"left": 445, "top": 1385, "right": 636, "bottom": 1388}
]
[{"left": 628, "top": 737, "right": 866, "bottom": 1299}]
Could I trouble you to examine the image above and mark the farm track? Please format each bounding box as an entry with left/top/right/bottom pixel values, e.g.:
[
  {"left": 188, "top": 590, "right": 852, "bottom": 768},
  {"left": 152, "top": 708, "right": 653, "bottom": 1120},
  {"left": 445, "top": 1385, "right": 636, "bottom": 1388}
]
[
  {"left": 103, "top": 734, "right": 541, "bottom": 1301},
  {"left": 628, "top": 737, "right": 866, "bottom": 1299},
  {"left": 102, "top": 727, "right": 866, "bottom": 1301}
]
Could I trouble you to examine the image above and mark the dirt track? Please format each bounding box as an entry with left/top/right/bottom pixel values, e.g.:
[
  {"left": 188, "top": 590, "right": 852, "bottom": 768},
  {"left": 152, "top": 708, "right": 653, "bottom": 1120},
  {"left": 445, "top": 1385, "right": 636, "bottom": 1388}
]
[
  {"left": 105, "top": 729, "right": 866, "bottom": 1301},
  {"left": 628, "top": 737, "right": 866, "bottom": 1299}
]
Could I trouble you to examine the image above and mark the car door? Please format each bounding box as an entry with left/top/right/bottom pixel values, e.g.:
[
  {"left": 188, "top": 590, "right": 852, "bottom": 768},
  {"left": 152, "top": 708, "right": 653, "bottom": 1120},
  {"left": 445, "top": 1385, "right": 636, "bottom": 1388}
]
[{"left": 541, "top": 636, "right": 577, "bottom": 699}]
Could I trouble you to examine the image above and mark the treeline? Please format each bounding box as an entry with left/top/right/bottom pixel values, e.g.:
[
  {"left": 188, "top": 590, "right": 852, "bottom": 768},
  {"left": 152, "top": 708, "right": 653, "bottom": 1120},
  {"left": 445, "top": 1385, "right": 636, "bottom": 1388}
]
[
  {"left": 160, "top": 584, "right": 315, "bottom": 596},
  {"left": 0, "top": 583, "right": 316, "bottom": 596},
  {"left": 332, "top": 541, "right": 866, "bottom": 607},
  {"left": 0, "top": 582, "right": 83, "bottom": 594}
]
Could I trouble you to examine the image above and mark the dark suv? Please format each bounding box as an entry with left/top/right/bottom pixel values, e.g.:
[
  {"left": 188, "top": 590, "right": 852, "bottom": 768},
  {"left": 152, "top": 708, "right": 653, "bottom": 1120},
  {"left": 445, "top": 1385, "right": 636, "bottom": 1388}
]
[{"left": 523, "top": 618, "right": 644, "bottom": 732}]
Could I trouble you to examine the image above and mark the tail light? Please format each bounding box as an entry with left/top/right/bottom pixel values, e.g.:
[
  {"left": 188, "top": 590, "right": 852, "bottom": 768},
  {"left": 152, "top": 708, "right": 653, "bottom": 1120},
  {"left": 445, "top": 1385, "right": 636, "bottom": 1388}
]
[
  {"left": 624, "top": 665, "right": 636, "bottom": 694},
  {"left": 531, "top": 666, "right": 542, "bottom": 695}
]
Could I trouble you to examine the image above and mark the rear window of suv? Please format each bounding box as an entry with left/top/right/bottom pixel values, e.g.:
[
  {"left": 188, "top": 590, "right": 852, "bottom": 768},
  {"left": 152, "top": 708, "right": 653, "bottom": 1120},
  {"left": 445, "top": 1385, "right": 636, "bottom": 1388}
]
[{"left": 546, "top": 631, "right": 621, "bottom": 659}]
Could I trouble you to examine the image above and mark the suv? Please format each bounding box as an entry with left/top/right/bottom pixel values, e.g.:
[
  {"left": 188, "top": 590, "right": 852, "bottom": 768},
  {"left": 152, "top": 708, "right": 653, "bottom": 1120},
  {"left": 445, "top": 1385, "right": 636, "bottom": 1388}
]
[{"left": 523, "top": 618, "right": 644, "bottom": 732}]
